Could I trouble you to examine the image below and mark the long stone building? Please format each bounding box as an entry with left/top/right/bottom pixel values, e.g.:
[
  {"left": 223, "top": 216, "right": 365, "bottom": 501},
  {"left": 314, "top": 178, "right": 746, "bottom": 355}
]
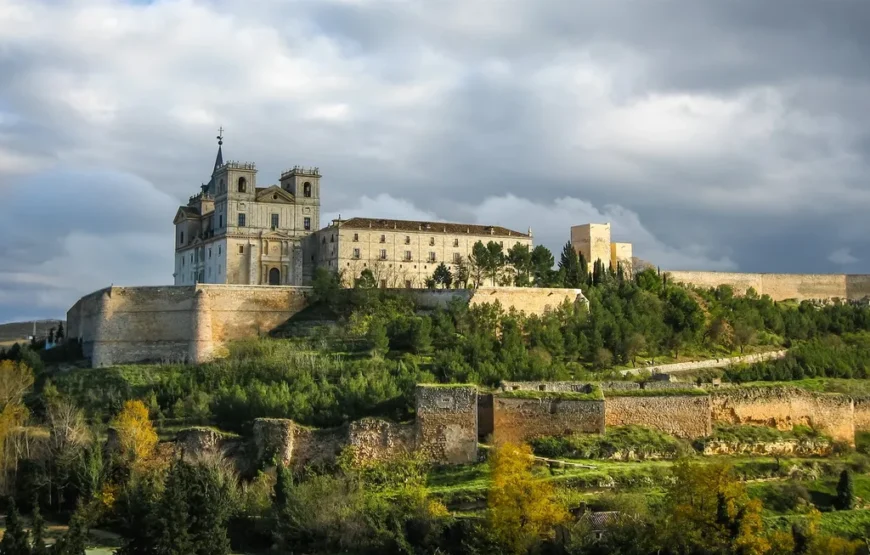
[
  {"left": 309, "top": 217, "right": 532, "bottom": 288},
  {"left": 173, "top": 134, "right": 532, "bottom": 288}
]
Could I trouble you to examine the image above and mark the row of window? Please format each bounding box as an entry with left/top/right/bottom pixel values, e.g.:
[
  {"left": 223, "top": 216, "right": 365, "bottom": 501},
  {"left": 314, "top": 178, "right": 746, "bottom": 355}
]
[
  {"left": 352, "top": 233, "right": 465, "bottom": 247},
  {"left": 351, "top": 249, "right": 461, "bottom": 263},
  {"left": 237, "top": 213, "right": 311, "bottom": 230},
  {"left": 221, "top": 177, "right": 314, "bottom": 198}
]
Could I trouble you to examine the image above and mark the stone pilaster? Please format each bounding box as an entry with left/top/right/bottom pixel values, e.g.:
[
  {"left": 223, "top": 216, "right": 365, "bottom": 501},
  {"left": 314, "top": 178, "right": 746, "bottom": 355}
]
[
  {"left": 90, "top": 289, "right": 114, "bottom": 367},
  {"left": 189, "top": 286, "right": 214, "bottom": 364}
]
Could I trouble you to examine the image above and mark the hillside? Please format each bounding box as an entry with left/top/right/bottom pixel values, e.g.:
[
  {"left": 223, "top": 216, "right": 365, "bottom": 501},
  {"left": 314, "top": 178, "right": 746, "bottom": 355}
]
[{"left": 0, "top": 319, "right": 63, "bottom": 346}]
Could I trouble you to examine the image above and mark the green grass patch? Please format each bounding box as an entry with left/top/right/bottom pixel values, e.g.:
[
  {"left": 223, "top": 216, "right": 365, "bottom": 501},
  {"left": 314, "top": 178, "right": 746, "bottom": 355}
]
[
  {"left": 765, "top": 510, "right": 870, "bottom": 540},
  {"left": 530, "top": 426, "right": 692, "bottom": 461},
  {"left": 498, "top": 386, "right": 604, "bottom": 402},
  {"left": 605, "top": 388, "right": 708, "bottom": 397}
]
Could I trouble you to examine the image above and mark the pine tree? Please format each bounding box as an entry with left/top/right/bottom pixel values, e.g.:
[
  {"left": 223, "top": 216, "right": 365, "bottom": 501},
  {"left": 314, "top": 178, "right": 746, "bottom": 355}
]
[
  {"left": 558, "top": 242, "right": 582, "bottom": 288},
  {"left": 152, "top": 461, "right": 193, "bottom": 555},
  {"left": 55, "top": 322, "right": 65, "bottom": 342},
  {"left": 0, "top": 498, "right": 31, "bottom": 555},
  {"left": 29, "top": 500, "right": 47, "bottom": 555},
  {"left": 52, "top": 502, "right": 89, "bottom": 555},
  {"left": 836, "top": 469, "right": 855, "bottom": 510}
]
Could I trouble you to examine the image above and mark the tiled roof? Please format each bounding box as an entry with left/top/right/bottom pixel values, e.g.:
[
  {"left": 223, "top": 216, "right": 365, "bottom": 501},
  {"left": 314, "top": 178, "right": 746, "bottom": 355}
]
[{"left": 337, "top": 217, "right": 529, "bottom": 238}]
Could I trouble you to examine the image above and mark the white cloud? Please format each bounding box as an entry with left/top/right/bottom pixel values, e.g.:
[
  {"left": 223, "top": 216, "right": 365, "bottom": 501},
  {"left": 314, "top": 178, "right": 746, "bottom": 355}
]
[{"left": 828, "top": 247, "right": 859, "bottom": 265}]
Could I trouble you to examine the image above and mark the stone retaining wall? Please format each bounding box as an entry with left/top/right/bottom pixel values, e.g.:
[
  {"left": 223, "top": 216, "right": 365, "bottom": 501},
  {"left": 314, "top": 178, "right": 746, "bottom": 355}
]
[
  {"left": 492, "top": 395, "right": 605, "bottom": 443},
  {"left": 605, "top": 395, "right": 712, "bottom": 439}
]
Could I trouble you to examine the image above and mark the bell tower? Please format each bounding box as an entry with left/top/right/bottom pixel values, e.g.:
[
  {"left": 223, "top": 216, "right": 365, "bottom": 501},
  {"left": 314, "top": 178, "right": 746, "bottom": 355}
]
[{"left": 280, "top": 166, "right": 321, "bottom": 235}]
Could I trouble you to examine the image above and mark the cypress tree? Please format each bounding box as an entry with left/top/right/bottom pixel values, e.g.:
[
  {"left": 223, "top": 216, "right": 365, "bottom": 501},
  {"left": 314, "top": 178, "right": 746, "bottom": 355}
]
[
  {"left": 558, "top": 242, "right": 582, "bottom": 288},
  {"left": 29, "top": 500, "right": 47, "bottom": 555},
  {"left": 0, "top": 498, "right": 31, "bottom": 555},
  {"left": 836, "top": 468, "right": 855, "bottom": 510}
]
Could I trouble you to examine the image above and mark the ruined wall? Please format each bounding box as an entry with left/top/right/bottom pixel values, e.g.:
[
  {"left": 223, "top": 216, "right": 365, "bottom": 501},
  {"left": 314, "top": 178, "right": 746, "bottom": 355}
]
[
  {"left": 605, "top": 395, "right": 712, "bottom": 439},
  {"left": 500, "top": 381, "right": 605, "bottom": 393},
  {"left": 854, "top": 398, "right": 870, "bottom": 432},
  {"left": 710, "top": 387, "right": 855, "bottom": 445},
  {"left": 347, "top": 418, "right": 416, "bottom": 464},
  {"left": 416, "top": 385, "right": 478, "bottom": 464},
  {"left": 252, "top": 418, "right": 348, "bottom": 469},
  {"left": 67, "top": 284, "right": 311, "bottom": 367},
  {"left": 665, "top": 271, "right": 870, "bottom": 302},
  {"left": 622, "top": 350, "right": 788, "bottom": 376},
  {"left": 492, "top": 395, "right": 605, "bottom": 444}
]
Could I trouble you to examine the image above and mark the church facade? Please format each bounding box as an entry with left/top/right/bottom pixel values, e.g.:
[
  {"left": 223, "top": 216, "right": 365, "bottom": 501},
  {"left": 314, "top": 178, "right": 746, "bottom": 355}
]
[{"left": 173, "top": 135, "right": 321, "bottom": 286}]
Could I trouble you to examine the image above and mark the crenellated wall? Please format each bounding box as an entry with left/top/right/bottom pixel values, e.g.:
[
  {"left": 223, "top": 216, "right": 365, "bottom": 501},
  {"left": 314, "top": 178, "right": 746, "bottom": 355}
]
[
  {"left": 710, "top": 387, "right": 855, "bottom": 445},
  {"left": 665, "top": 271, "right": 870, "bottom": 302}
]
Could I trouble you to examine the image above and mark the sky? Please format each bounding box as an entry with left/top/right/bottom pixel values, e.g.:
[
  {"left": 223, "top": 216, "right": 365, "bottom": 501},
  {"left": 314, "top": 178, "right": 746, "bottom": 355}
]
[{"left": 1, "top": 0, "right": 870, "bottom": 323}]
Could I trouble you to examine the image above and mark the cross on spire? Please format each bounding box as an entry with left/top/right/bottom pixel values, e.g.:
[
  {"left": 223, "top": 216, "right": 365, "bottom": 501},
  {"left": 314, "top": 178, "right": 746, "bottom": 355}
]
[{"left": 217, "top": 126, "right": 224, "bottom": 146}]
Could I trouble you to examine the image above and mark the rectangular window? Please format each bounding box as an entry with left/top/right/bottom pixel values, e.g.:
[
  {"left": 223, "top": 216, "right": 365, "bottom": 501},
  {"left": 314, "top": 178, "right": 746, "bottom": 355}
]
[
  {"left": 219, "top": 215, "right": 223, "bottom": 228},
  {"left": 304, "top": 217, "right": 311, "bottom": 231},
  {"left": 179, "top": 231, "right": 184, "bottom": 245},
  {"left": 238, "top": 245, "right": 244, "bottom": 254},
  {"left": 380, "top": 235, "right": 386, "bottom": 243},
  {"left": 271, "top": 213, "right": 279, "bottom": 228},
  {"left": 429, "top": 237, "right": 435, "bottom": 246},
  {"left": 353, "top": 233, "right": 359, "bottom": 241},
  {"left": 353, "top": 248, "right": 360, "bottom": 259},
  {"left": 218, "top": 246, "right": 221, "bottom": 255},
  {"left": 404, "top": 250, "right": 412, "bottom": 261},
  {"left": 238, "top": 213, "right": 246, "bottom": 227},
  {"left": 453, "top": 252, "right": 461, "bottom": 264},
  {"left": 405, "top": 280, "right": 412, "bottom": 288},
  {"left": 453, "top": 238, "right": 459, "bottom": 247},
  {"left": 429, "top": 252, "right": 436, "bottom": 262},
  {"left": 405, "top": 236, "right": 410, "bottom": 244},
  {"left": 181, "top": 257, "right": 185, "bottom": 267},
  {"left": 379, "top": 249, "right": 387, "bottom": 260},
  {"left": 218, "top": 264, "right": 221, "bottom": 274},
  {"left": 208, "top": 248, "right": 212, "bottom": 259}
]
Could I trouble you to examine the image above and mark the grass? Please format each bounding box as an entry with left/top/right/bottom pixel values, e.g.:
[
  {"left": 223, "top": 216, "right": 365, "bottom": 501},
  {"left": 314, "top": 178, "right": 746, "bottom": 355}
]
[
  {"left": 765, "top": 510, "right": 870, "bottom": 540},
  {"left": 719, "top": 378, "right": 870, "bottom": 397},
  {"left": 705, "top": 424, "right": 826, "bottom": 445},
  {"left": 530, "top": 426, "right": 692, "bottom": 461},
  {"left": 497, "top": 386, "right": 604, "bottom": 402}
]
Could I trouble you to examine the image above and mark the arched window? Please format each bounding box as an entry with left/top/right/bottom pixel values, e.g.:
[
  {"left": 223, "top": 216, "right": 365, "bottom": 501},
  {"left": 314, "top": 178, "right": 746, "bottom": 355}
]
[
  {"left": 303, "top": 182, "right": 312, "bottom": 197},
  {"left": 238, "top": 177, "right": 247, "bottom": 193},
  {"left": 220, "top": 179, "right": 225, "bottom": 194},
  {"left": 268, "top": 268, "right": 280, "bottom": 285}
]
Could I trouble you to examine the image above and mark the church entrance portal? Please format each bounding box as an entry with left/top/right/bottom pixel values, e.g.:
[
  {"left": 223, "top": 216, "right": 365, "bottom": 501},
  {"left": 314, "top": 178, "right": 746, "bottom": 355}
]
[{"left": 268, "top": 268, "right": 280, "bottom": 285}]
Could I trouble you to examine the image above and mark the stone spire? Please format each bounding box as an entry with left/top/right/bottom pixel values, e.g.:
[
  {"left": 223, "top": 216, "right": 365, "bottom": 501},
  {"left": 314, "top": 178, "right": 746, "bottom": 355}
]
[{"left": 213, "top": 127, "right": 224, "bottom": 174}]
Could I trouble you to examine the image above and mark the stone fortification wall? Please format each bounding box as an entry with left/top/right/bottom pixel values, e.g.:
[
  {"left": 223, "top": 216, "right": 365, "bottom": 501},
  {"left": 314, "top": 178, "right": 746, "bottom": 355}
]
[
  {"left": 605, "top": 395, "right": 712, "bottom": 439},
  {"left": 500, "top": 381, "right": 603, "bottom": 393},
  {"left": 347, "top": 418, "right": 416, "bottom": 464},
  {"left": 666, "top": 271, "right": 870, "bottom": 302},
  {"left": 854, "top": 398, "right": 870, "bottom": 432},
  {"left": 710, "top": 387, "right": 855, "bottom": 445},
  {"left": 492, "top": 394, "right": 605, "bottom": 444},
  {"left": 252, "top": 418, "right": 348, "bottom": 469},
  {"left": 405, "top": 287, "right": 587, "bottom": 314},
  {"left": 416, "top": 385, "right": 478, "bottom": 464},
  {"left": 67, "top": 284, "right": 311, "bottom": 367}
]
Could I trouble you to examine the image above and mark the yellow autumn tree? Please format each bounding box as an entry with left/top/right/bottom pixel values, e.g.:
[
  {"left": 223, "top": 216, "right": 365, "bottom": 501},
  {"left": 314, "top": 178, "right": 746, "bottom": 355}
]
[
  {"left": 663, "top": 460, "right": 770, "bottom": 554},
  {"left": 486, "top": 442, "right": 568, "bottom": 554},
  {"left": 110, "top": 399, "right": 158, "bottom": 466},
  {"left": 0, "top": 360, "right": 34, "bottom": 492}
]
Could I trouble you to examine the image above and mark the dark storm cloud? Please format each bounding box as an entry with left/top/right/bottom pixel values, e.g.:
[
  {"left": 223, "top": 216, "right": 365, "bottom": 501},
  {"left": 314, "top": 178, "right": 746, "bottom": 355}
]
[{"left": 1, "top": 0, "right": 870, "bottom": 322}]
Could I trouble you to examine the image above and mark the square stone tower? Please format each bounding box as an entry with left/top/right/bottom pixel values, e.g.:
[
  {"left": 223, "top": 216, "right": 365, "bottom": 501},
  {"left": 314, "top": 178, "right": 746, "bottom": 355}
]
[{"left": 571, "top": 223, "right": 611, "bottom": 266}]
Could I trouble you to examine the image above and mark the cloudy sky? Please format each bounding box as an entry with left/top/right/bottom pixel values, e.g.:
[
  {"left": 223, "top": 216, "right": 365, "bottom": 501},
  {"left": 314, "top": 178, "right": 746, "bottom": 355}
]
[{"left": 1, "top": 0, "right": 870, "bottom": 323}]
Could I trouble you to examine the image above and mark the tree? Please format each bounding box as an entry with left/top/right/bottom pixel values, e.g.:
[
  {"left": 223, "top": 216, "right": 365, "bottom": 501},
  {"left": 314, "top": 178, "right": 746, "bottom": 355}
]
[
  {"left": 48, "top": 328, "right": 55, "bottom": 344},
  {"left": 625, "top": 333, "right": 647, "bottom": 367},
  {"left": 55, "top": 322, "right": 65, "bottom": 342},
  {"left": 468, "top": 241, "right": 488, "bottom": 287},
  {"left": 311, "top": 268, "right": 343, "bottom": 308},
  {"left": 836, "top": 469, "right": 855, "bottom": 510},
  {"left": 454, "top": 256, "right": 470, "bottom": 288},
  {"left": 354, "top": 268, "right": 376, "bottom": 289},
  {"left": 367, "top": 318, "right": 389, "bottom": 355},
  {"left": 733, "top": 319, "right": 758, "bottom": 354},
  {"left": 530, "top": 245, "right": 555, "bottom": 287},
  {"left": 110, "top": 400, "right": 158, "bottom": 467},
  {"left": 30, "top": 500, "right": 47, "bottom": 555},
  {"left": 432, "top": 263, "right": 453, "bottom": 289},
  {"left": 484, "top": 241, "right": 505, "bottom": 286},
  {"left": 507, "top": 243, "right": 532, "bottom": 286},
  {"left": 487, "top": 443, "right": 567, "bottom": 554},
  {"left": 0, "top": 497, "right": 31, "bottom": 555},
  {"left": 558, "top": 242, "right": 584, "bottom": 288}
]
